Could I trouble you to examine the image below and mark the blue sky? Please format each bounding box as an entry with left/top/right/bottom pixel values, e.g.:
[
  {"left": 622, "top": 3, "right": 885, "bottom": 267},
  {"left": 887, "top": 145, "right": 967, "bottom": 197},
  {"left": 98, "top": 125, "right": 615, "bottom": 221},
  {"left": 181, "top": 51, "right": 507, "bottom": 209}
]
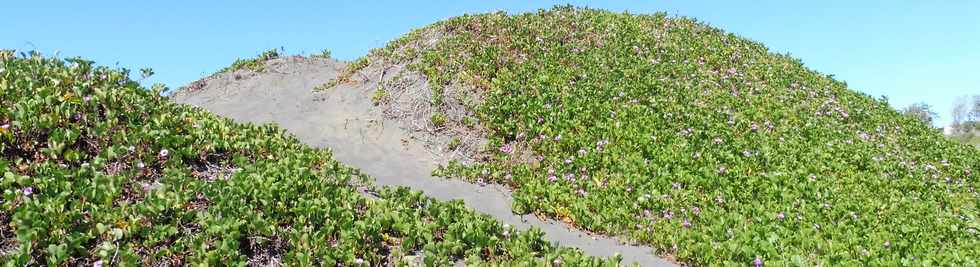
[{"left": 3, "top": 1, "right": 977, "bottom": 126}]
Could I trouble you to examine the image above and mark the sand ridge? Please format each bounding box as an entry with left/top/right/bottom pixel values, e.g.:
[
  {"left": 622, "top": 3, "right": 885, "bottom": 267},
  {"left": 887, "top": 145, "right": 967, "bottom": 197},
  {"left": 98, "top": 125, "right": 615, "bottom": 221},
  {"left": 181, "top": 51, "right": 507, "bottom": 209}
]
[{"left": 171, "top": 56, "right": 676, "bottom": 267}]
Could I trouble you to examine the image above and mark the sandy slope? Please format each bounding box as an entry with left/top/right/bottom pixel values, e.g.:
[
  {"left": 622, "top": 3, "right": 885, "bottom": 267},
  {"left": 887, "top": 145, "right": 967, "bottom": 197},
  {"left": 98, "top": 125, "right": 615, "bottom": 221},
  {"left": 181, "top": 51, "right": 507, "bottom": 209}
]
[{"left": 171, "top": 56, "right": 676, "bottom": 267}]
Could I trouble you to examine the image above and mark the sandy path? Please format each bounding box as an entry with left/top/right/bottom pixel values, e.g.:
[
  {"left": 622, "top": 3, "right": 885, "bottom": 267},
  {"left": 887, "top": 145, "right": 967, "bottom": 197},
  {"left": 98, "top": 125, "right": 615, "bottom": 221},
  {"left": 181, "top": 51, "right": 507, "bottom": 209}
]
[{"left": 172, "top": 57, "right": 676, "bottom": 267}]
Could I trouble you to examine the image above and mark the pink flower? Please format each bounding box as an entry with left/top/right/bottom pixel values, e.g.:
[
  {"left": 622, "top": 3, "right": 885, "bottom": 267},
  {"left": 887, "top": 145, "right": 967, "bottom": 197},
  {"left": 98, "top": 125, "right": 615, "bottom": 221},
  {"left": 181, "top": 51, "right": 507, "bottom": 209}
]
[
  {"left": 776, "top": 212, "right": 785, "bottom": 220},
  {"left": 499, "top": 144, "right": 513, "bottom": 154},
  {"left": 548, "top": 175, "right": 558, "bottom": 182}
]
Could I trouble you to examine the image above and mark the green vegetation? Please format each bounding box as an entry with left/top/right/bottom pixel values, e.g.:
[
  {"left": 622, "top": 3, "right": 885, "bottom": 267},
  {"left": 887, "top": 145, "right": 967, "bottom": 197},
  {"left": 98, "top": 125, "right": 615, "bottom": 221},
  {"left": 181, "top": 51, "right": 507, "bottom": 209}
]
[
  {"left": 448, "top": 137, "right": 462, "bottom": 151},
  {"left": 430, "top": 112, "right": 448, "bottom": 128},
  {"left": 215, "top": 48, "right": 281, "bottom": 75},
  {"left": 315, "top": 57, "right": 372, "bottom": 91},
  {"left": 375, "top": 6, "right": 980, "bottom": 266},
  {"left": 311, "top": 48, "right": 332, "bottom": 59},
  {"left": 0, "top": 52, "right": 620, "bottom": 265},
  {"left": 371, "top": 86, "right": 390, "bottom": 105}
]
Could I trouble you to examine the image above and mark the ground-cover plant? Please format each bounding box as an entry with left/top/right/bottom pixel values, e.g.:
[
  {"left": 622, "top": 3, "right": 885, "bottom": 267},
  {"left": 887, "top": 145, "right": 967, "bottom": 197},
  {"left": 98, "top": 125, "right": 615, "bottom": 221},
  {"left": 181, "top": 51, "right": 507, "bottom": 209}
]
[
  {"left": 370, "top": 6, "right": 980, "bottom": 266},
  {"left": 215, "top": 48, "right": 281, "bottom": 75},
  {"left": 311, "top": 48, "right": 332, "bottom": 59},
  {"left": 315, "top": 57, "right": 372, "bottom": 91},
  {"left": 0, "top": 51, "right": 621, "bottom": 266}
]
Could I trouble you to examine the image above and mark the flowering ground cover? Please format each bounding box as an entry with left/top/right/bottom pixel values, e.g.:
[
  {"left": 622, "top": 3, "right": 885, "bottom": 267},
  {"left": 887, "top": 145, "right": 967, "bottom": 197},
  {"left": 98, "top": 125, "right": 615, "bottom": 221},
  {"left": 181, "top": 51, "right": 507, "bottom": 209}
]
[
  {"left": 0, "top": 51, "right": 619, "bottom": 266},
  {"left": 370, "top": 6, "right": 980, "bottom": 266}
]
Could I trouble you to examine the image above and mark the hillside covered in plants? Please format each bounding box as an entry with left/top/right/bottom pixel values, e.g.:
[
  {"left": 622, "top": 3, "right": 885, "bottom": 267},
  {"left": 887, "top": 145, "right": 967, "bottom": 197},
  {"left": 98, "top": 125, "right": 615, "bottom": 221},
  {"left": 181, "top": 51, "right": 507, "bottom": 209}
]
[
  {"left": 0, "top": 51, "right": 621, "bottom": 266},
  {"left": 344, "top": 6, "right": 980, "bottom": 266}
]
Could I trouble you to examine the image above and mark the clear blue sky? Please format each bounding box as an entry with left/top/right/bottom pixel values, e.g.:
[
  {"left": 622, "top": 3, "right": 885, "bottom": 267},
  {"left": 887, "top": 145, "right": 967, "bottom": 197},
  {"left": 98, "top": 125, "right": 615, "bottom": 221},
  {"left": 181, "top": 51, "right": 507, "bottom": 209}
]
[{"left": 3, "top": 1, "right": 977, "bottom": 126}]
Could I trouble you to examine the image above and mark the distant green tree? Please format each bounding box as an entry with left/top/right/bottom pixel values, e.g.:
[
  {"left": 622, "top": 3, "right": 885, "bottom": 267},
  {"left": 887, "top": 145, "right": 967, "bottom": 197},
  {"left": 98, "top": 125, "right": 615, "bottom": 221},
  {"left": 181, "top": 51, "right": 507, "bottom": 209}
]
[
  {"left": 903, "top": 102, "right": 938, "bottom": 127},
  {"left": 972, "top": 95, "right": 980, "bottom": 121}
]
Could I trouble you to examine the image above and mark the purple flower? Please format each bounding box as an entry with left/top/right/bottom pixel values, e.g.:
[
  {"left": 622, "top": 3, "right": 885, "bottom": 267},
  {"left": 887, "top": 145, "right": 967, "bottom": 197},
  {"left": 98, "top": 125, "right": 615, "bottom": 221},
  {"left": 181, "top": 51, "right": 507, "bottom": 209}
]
[
  {"left": 83, "top": 95, "right": 92, "bottom": 102},
  {"left": 499, "top": 144, "right": 513, "bottom": 154},
  {"left": 682, "top": 219, "right": 691, "bottom": 228},
  {"left": 548, "top": 175, "right": 558, "bottom": 182},
  {"left": 22, "top": 187, "right": 33, "bottom": 196},
  {"left": 93, "top": 260, "right": 103, "bottom": 267},
  {"left": 554, "top": 134, "right": 562, "bottom": 141},
  {"left": 776, "top": 212, "right": 785, "bottom": 220},
  {"left": 577, "top": 189, "right": 588, "bottom": 197},
  {"left": 564, "top": 173, "right": 575, "bottom": 181},
  {"left": 753, "top": 257, "right": 763, "bottom": 267},
  {"left": 691, "top": 206, "right": 701, "bottom": 216}
]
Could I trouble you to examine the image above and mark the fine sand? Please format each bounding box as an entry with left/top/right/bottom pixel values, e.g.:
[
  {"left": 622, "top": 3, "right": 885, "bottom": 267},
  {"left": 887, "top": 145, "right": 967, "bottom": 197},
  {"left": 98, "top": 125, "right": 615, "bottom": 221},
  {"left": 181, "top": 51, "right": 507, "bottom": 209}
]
[{"left": 171, "top": 57, "right": 676, "bottom": 267}]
